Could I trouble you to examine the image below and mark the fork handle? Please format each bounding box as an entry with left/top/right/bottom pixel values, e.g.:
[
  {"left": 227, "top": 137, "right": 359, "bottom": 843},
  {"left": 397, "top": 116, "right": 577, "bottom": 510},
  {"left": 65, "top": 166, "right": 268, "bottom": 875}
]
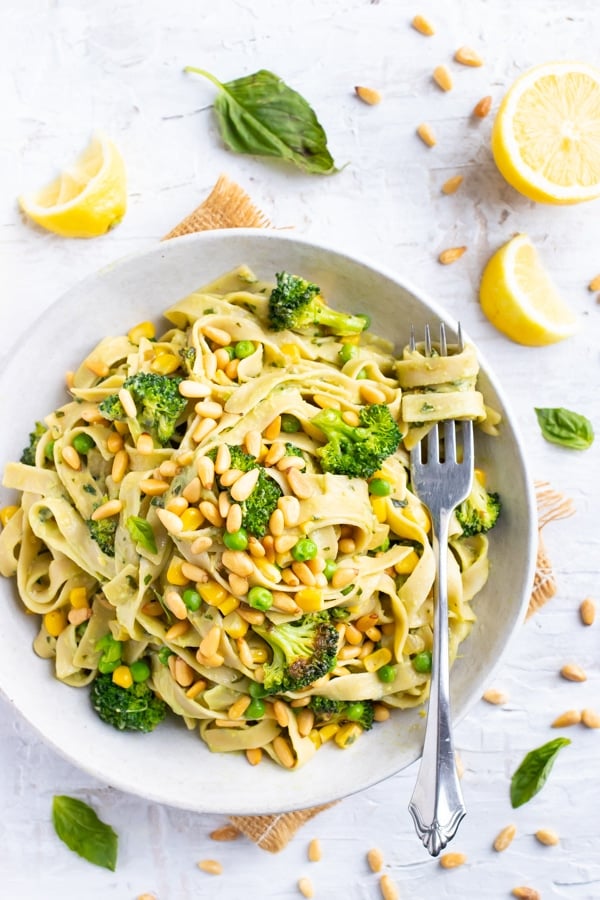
[{"left": 408, "top": 508, "right": 466, "bottom": 856}]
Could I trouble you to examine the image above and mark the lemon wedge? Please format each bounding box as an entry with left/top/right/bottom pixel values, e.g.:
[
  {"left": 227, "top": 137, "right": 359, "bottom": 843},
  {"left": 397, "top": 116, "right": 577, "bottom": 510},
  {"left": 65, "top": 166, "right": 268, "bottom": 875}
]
[
  {"left": 479, "top": 234, "right": 578, "bottom": 345},
  {"left": 19, "top": 133, "right": 127, "bottom": 237},
  {"left": 492, "top": 61, "right": 600, "bottom": 204}
]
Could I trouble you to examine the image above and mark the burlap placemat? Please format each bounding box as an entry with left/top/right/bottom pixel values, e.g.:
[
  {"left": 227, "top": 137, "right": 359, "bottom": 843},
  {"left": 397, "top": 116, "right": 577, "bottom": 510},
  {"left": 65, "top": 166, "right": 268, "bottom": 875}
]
[{"left": 163, "top": 175, "right": 574, "bottom": 852}]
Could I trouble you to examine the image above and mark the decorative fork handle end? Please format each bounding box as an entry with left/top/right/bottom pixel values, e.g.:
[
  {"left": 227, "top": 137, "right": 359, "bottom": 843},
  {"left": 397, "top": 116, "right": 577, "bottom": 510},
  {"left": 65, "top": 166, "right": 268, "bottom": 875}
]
[{"left": 408, "top": 801, "right": 466, "bottom": 856}]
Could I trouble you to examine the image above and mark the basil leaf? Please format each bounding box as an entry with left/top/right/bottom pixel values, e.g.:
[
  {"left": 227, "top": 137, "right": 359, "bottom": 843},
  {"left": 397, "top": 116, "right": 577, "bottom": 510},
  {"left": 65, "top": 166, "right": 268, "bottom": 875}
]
[
  {"left": 52, "top": 795, "right": 118, "bottom": 871},
  {"left": 126, "top": 515, "right": 157, "bottom": 554},
  {"left": 510, "top": 737, "right": 570, "bottom": 808},
  {"left": 185, "top": 67, "right": 337, "bottom": 174},
  {"left": 535, "top": 407, "right": 594, "bottom": 450}
]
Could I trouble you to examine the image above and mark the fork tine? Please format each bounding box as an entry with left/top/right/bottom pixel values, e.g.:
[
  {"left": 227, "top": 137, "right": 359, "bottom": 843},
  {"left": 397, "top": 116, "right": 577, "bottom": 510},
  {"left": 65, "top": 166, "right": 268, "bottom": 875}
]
[
  {"left": 439, "top": 322, "right": 447, "bottom": 356},
  {"left": 443, "top": 420, "right": 456, "bottom": 462},
  {"left": 409, "top": 323, "right": 416, "bottom": 351},
  {"left": 424, "top": 323, "right": 432, "bottom": 356},
  {"left": 427, "top": 423, "right": 440, "bottom": 463},
  {"left": 461, "top": 419, "right": 474, "bottom": 472},
  {"left": 457, "top": 322, "right": 464, "bottom": 353}
]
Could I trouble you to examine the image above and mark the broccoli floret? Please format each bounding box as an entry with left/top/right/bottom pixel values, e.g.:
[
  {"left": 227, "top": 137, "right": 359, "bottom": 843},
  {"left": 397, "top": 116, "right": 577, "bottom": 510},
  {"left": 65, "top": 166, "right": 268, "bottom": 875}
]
[
  {"left": 99, "top": 372, "right": 186, "bottom": 446},
  {"left": 254, "top": 612, "right": 339, "bottom": 695},
  {"left": 455, "top": 477, "right": 501, "bottom": 537},
  {"left": 20, "top": 422, "right": 46, "bottom": 466},
  {"left": 179, "top": 346, "right": 197, "bottom": 374},
  {"left": 309, "top": 696, "right": 375, "bottom": 731},
  {"left": 311, "top": 404, "right": 402, "bottom": 478},
  {"left": 210, "top": 444, "right": 282, "bottom": 537},
  {"left": 87, "top": 516, "right": 117, "bottom": 557},
  {"left": 268, "top": 272, "right": 368, "bottom": 336},
  {"left": 90, "top": 673, "right": 167, "bottom": 732}
]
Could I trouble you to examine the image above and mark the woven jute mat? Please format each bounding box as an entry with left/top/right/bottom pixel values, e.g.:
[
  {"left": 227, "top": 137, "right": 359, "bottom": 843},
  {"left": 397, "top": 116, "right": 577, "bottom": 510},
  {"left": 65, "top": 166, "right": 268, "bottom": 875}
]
[{"left": 163, "top": 175, "right": 575, "bottom": 852}]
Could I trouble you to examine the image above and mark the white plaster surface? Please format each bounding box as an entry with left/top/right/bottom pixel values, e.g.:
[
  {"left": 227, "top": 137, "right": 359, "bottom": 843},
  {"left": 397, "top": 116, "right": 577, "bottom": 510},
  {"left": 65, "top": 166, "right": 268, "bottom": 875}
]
[{"left": 0, "top": 1, "right": 599, "bottom": 898}]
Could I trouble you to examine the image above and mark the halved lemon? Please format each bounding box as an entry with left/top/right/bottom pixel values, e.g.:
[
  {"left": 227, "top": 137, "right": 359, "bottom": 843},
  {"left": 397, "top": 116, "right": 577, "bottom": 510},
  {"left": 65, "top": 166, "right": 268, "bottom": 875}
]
[
  {"left": 479, "top": 233, "right": 578, "bottom": 345},
  {"left": 19, "top": 133, "right": 127, "bottom": 237},
  {"left": 492, "top": 61, "right": 600, "bottom": 204}
]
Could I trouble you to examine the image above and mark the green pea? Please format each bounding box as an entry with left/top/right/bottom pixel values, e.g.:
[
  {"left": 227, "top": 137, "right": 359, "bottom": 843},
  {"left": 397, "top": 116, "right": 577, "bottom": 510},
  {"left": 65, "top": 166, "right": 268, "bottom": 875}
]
[
  {"left": 158, "top": 646, "right": 174, "bottom": 666},
  {"left": 182, "top": 588, "right": 201, "bottom": 612},
  {"left": 234, "top": 340, "right": 256, "bottom": 359},
  {"left": 377, "top": 664, "right": 396, "bottom": 683},
  {"left": 44, "top": 440, "right": 55, "bottom": 461},
  {"left": 72, "top": 432, "right": 95, "bottom": 455},
  {"left": 345, "top": 702, "right": 365, "bottom": 722},
  {"left": 412, "top": 650, "right": 432, "bottom": 673},
  {"left": 248, "top": 681, "right": 267, "bottom": 699},
  {"left": 338, "top": 343, "right": 358, "bottom": 364},
  {"left": 95, "top": 634, "right": 122, "bottom": 663},
  {"left": 245, "top": 698, "right": 266, "bottom": 719},
  {"left": 369, "top": 478, "right": 392, "bottom": 497},
  {"left": 291, "top": 538, "right": 318, "bottom": 562},
  {"left": 98, "top": 657, "right": 121, "bottom": 675},
  {"left": 247, "top": 586, "right": 273, "bottom": 611},
  {"left": 221, "top": 345, "right": 236, "bottom": 360},
  {"left": 223, "top": 528, "right": 249, "bottom": 551},
  {"left": 374, "top": 536, "right": 390, "bottom": 553},
  {"left": 281, "top": 413, "right": 301, "bottom": 433},
  {"left": 356, "top": 368, "right": 368, "bottom": 380},
  {"left": 322, "top": 559, "right": 337, "bottom": 582},
  {"left": 130, "top": 660, "right": 151, "bottom": 683}
]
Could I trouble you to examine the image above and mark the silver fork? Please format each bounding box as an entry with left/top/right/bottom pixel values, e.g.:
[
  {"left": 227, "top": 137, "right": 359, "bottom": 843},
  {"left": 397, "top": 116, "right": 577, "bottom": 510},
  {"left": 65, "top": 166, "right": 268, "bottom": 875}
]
[{"left": 407, "top": 322, "right": 474, "bottom": 857}]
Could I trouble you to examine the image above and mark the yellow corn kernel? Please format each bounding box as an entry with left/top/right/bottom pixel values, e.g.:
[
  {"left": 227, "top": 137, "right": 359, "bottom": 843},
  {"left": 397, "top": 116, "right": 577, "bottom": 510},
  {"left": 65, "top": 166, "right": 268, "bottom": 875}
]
[
  {"left": 404, "top": 503, "right": 430, "bottom": 533},
  {"left": 150, "top": 352, "right": 181, "bottom": 375},
  {"left": 363, "top": 647, "right": 392, "bottom": 673},
  {"left": 218, "top": 594, "right": 240, "bottom": 616},
  {"left": 166, "top": 556, "right": 190, "bottom": 586},
  {"left": 340, "top": 334, "right": 361, "bottom": 345},
  {"left": 44, "top": 609, "right": 68, "bottom": 637},
  {"left": 69, "top": 587, "right": 88, "bottom": 609},
  {"left": 319, "top": 723, "right": 340, "bottom": 743},
  {"left": 199, "top": 580, "right": 229, "bottom": 607},
  {"left": 473, "top": 468, "right": 486, "bottom": 486},
  {"left": 0, "top": 505, "right": 19, "bottom": 527},
  {"left": 280, "top": 343, "right": 301, "bottom": 362},
  {"left": 394, "top": 549, "right": 420, "bottom": 575},
  {"left": 295, "top": 587, "right": 324, "bottom": 613},
  {"left": 251, "top": 646, "right": 268, "bottom": 664},
  {"left": 112, "top": 665, "right": 133, "bottom": 689},
  {"left": 112, "top": 624, "right": 131, "bottom": 642},
  {"left": 308, "top": 728, "right": 322, "bottom": 749},
  {"left": 334, "top": 722, "right": 364, "bottom": 748},
  {"left": 371, "top": 496, "right": 388, "bottom": 523},
  {"left": 180, "top": 507, "right": 203, "bottom": 532},
  {"left": 254, "top": 558, "right": 283, "bottom": 583},
  {"left": 222, "top": 610, "right": 248, "bottom": 639},
  {"left": 128, "top": 321, "right": 156, "bottom": 344}
]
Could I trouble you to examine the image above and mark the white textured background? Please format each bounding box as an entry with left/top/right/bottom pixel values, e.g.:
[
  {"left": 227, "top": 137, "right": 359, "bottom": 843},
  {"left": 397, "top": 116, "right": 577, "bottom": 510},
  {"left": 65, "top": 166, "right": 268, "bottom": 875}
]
[{"left": 1, "top": 1, "right": 599, "bottom": 898}]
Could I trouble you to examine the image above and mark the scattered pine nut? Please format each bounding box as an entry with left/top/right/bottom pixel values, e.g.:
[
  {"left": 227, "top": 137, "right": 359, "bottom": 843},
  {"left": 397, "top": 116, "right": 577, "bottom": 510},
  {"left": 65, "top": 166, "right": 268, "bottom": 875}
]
[
  {"left": 91, "top": 499, "right": 123, "bottom": 521},
  {"left": 588, "top": 275, "right": 600, "bottom": 292},
  {"left": 473, "top": 95, "right": 492, "bottom": 118},
  {"left": 287, "top": 467, "right": 314, "bottom": 499},
  {"left": 118, "top": 388, "right": 137, "bottom": 418},
  {"left": 493, "top": 823, "right": 517, "bottom": 851},
  {"left": 439, "top": 851, "right": 467, "bottom": 868},
  {"left": 136, "top": 432, "right": 155, "bottom": 455},
  {"left": 482, "top": 688, "right": 508, "bottom": 705},
  {"left": 273, "top": 735, "right": 295, "bottom": 768},
  {"left": 307, "top": 838, "right": 322, "bottom": 862},
  {"left": 416, "top": 122, "right": 436, "bottom": 147},
  {"left": 454, "top": 46, "right": 484, "bottom": 67},
  {"left": 581, "top": 708, "right": 600, "bottom": 728},
  {"left": 61, "top": 445, "right": 81, "bottom": 470},
  {"left": 442, "top": 174, "right": 464, "bottom": 195},
  {"left": 438, "top": 246, "right": 467, "bottom": 265},
  {"left": 411, "top": 14, "right": 434, "bottom": 35},
  {"left": 210, "top": 824, "right": 240, "bottom": 842},
  {"left": 433, "top": 65, "right": 453, "bottom": 91},
  {"left": 512, "top": 888, "right": 541, "bottom": 900},
  {"left": 580, "top": 597, "right": 595, "bottom": 626},
  {"left": 137, "top": 895, "right": 157, "bottom": 900},
  {"left": 551, "top": 709, "right": 581, "bottom": 727},
  {"left": 560, "top": 663, "right": 587, "bottom": 682},
  {"left": 367, "top": 847, "right": 384, "bottom": 873},
  {"left": 535, "top": 828, "right": 559, "bottom": 846},
  {"left": 197, "top": 859, "right": 223, "bottom": 875},
  {"left": 202, "top": 324, "right": 231, "bottom": 346},
  {"left": 355, "top": 85, "right": 382, "bottom": 105},
  {"left": 156, "top": 507, "right": 184, "bottom": 535},
  {"left": 179, "top": 379, "right": 211, "bottom": 398},
  {"left": 379, "top": 874, "right": 399, "bottom": 900},
  {"left": 298, "top": 877, "right": 314, "bottom": 898},
  {"left": 246, "top": 747, "right": 263, "bottom": 766}
]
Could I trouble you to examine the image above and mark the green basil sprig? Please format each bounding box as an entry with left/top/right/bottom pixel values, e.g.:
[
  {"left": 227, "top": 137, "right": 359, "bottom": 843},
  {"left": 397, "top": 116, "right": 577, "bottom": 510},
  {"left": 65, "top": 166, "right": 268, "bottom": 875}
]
[
  {"left": 535, "top": 407, "right": 594, "bottom": 450},
  {"left": 52, "top": 796, "right": 118, "bottom": 871},
  {"left": 127, "top": 515, "right": 157, "bottom": 554},
  {"left": 185, "top": 67, "right": 338, "bottom": 174},
  {"left": 510, "top": 737, "right": 570, "bottom": 808}
]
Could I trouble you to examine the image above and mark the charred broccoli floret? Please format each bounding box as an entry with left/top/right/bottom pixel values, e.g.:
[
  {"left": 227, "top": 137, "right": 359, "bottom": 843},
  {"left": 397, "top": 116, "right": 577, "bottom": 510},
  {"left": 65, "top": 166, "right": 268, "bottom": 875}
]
[
  {"left": 309, "top": 696, "right": 375, "bottom": 731},
  {"left": 311, "top": 404, "right": 402, "bottom": 478},
  {"left": 99, "top": 372, "right": 186, "bottom": 446},
  {"left": 87, "top": 508, "right": 117, "bottom": 557},
  {"left": 90, "top": 673, "right": 167, "bottom": 732},
  {"left": 20, "top": 422, "right": 46, "bottom": 466},
  {"left": 253, "top": 612, "right": 339, "bottom": 695},
  {"left": 268, "top": 272, "right": 368, "bottom": 335},
  {"left": 209, "top": 444, "right": 283, "bottom": 538},
  {"left": 455, "top": 474, "right": 501, "bottom": 537}
]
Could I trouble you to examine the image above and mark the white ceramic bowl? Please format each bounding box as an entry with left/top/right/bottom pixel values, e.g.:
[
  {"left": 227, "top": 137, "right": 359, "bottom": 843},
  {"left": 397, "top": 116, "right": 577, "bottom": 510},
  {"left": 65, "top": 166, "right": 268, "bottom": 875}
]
[{"left": 0, "top": 230, "right": 537, "bottom": 814}]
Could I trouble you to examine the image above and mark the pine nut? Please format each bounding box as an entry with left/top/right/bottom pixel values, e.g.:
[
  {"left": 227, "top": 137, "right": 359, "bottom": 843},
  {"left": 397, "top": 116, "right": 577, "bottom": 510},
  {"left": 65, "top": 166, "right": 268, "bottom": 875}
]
[
  {"left": 287, "top": 467, "right": 314, "bottom": 499},
  {"left": 551, "top": 709, "right": 581, "bottom": 727},
  {"left": 247, "top": 536, "right": 266, "bottom": 557},
  {"left": 292, "top": 562, "right": 316, "bottom": 586},
  {"left": 238, "top": 607, "right": 265, "bottom": 625},
  {"left": 338, "top": 645, "right": 361, "bottom": 660},
  {"left": 297, "top": 708, "right": 315, "bottom": 737},
  {"left": 313, "top": 393, "right": 340, "bottom": 410},
  {"left": 217, "top": 490, "right": 231, "bottom": 518},
  {"left": 68, "top": 607, "right": 92, "bottom": 626},
  {"left": 535, "top": 828, "right": 559, "bottom": 846},
  {"left": 225, "top": 357, "right": 239, "bottom": 380},
  {"left": 274, "top": 534, "right": 298, "bottom": 554},
  {"left": 272, "top": 700, "right": 289, "bottom": 727},
  {"left": 560, "top": 663, "right": 587, "bottom": 682},
  {"left": 411, "top": 13, "right": 434, "bottom": 34},
  {"left": 473, "top": 95, "right": 492, "bottom": 118},
  {"left": 166, "top": 497, "right": 188, "bottom": 516},
  {"left": 118, "top": 388, "right": 137, "bottom": 418},
  {"left": 179, "top": 380, "right": 211, "bottom": 398},
  {"left": 202, "top": 352, "right": 217, "bottom": 380},
  {"left": 373, "top": 704, "right": 391, "bottom": 722},
  {"left": 338, "top": 537, "right": 356, "bottom": 554},
  {"left": 141, "top": 601, "right": 163, "bottom": 616},
  {"left": 86, "top": 358, "right": 109, "bottom": 378},
  {"left": 367, "top": 847, "right": 384, "bottom": 872},
  {"left": 298, "top": 876, "right": 314, "bottom": 898},
  {"left": 273, "top": 735, "right": 295, "bottom": 768},
  {"left": 290, "top": 697, "right": 311, "bottom": 708},
  {"left": 196, "top": 454, "right": 215, "bottom": 488},
  {"left": 442, "top": 174, "right": 464, "bottom": 195},
  {"left": 135, "top": 433, "right": 154, "bottom": 455},
  {"left": 174, "top": 657, "right": 195, "bottom": 687},
  {"left": 139, "top": 478, "right": 170, "bottom": 496},
  {"left": 202, "top": 324, "right": 231, "bottom": 346},
  {"left": 439, "top": 246, "right": 467, "bottom": 265},
  {"left": 191, "top": 536, "right": 213, "bottom": 554},
  {"left": 582, "top": 708, "right": 600, "bottom": 728},
  {"left": 342, "top": 410, "right": 360, "bottom": 427},
  {"left": 355, "top": 85, "right": 382, "bottom": 105},
  {"left": 230, "top": 468, "right": 260, "bottom": 502},
  {"left": 493, "top": 824, "right": 517, "bottom": 852},
  {"left": 331, "top": 567, "right": 358, "bottom": 589},
  {"left": 379, "top": 874, "right": 399, "bottom": 900},
  {"left": 237, "top": 637, "right": 255, "bottom": 668},
  {"left": 197, "top": 859, "right": 223, "bottom": 875},
  {"left": 80, "top": 405, "right": 105, "bottom": 424},
  {"left": 214, "top": 444, "right": 231, "bottom": 474},
  {"left": 580, "top": 597, "right": 595, "bottom": 625},
  {"left": 62, "top": 445, "right": 81, "bottom": 470},
  {"left": 195, "top": 400, "right": 223, "bottom": 419},
  {"left": 306, "top": 837, "right": 321, "bottom": 862},
  {"left": 164, "top": 589, "right": 188, "bottom": 620},
  {"left": 269, "top": 508, "right": 285, "bottom": 536},
  {"left": 439, "top": 851, "right": 466, "bottom": 868},
  {"left": 264, "top": 417, "right": 281, "bottom": 440},
  {"left": 229, "top": 574, "right": 249, "bottom": 596},
  {"left": 482, "top": 688, "right": 508, "bottom": 705},
  {"left": 192, "top": 417, "right": 217, "bottom": 443},
  {"left": 512, "top": 888, "right": 540, "bottom": 900},
  {"left": 106, "top": 432, "right": 124, "bottom": 454},
  {"left": 176, "top": 450, "right": 194, "bottom": 467},
  {"left": 228, "top": 695, "right": 252, "bottom": 719},
  {"left": 246, "top": 747, "right": 263, "bottom": 765},
  {"left": 417, "top": 122, "right": 436, "bottom": 147},
  {"left": 276, "top": 455, "right": 306, "bottom": 471},
  {"left": 182, "top": 477, "right": 202, "bottom": 503},
  {"left": 180, "top": 561, "right": 208, "bottom": 582},
  {"left": 454, "top": 46, "right": 484, "bottom": 66},
  {"left": 199, "top": 501, "right": 223, "bottom": 527},
  {"left": 226, "top": 503, "right": 243, "bottom": 534},
  {"left": 433, "top": 64, "right": 453, "bottom": 91},
  {"left": 201, "top": 652, "right": 225, "bottom": 668},
  {"left": 156, "top": 507, "right": 184, "bottom": 535},
  {"left": 222, "top": 550, "right": 254, "bottom": 577},
  {"left": 272, "top": 591, "right": 300, "bottom": 614},
  {"left": 359, "top": 384, "right": 387, "bottom": 404},
  {"left": 209, "top": 825, "right": 240, "bottom": 841},
  {"left": 165, "top": 621, "right": 189, "bottom": 640},
  {"left": 214, "top": 347, "right": 231, "bottom": 369},
  {"left": 265, "top": 441, "right": 286, "bottom": 466},
  {"left": 588, "top": 275, "right": 600, "bottom": 292},
  {"left": 220, "top": 467, "right": 244, "bottom": 487},
  {"left": 244, "top": 429, "right": 262, "bottom": 458},
  {"left": 200, "top": 625, "right": 222, "bottom": 658},
  {"left": 91, "top": 499, "right": 122, "bottom": 521}
]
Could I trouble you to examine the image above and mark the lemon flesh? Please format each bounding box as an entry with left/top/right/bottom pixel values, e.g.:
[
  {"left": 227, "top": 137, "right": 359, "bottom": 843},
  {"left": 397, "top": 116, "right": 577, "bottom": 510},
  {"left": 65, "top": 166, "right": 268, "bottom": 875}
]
[
  {"left": 19, "top": 133, "right": 127, "bottom": 238},
  {"left": 479, "top": 234, "right": 578, "bottom": 346},
  {"left": 492, "top": 61, "right": 600, "bottom": 204}
]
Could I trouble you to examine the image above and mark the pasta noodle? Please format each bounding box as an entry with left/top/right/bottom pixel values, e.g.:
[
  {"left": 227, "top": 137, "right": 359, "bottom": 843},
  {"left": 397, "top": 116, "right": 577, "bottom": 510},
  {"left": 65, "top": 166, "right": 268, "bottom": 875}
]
[{"left": 0, "top": 265, "right": 499, "bottom": 769}]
